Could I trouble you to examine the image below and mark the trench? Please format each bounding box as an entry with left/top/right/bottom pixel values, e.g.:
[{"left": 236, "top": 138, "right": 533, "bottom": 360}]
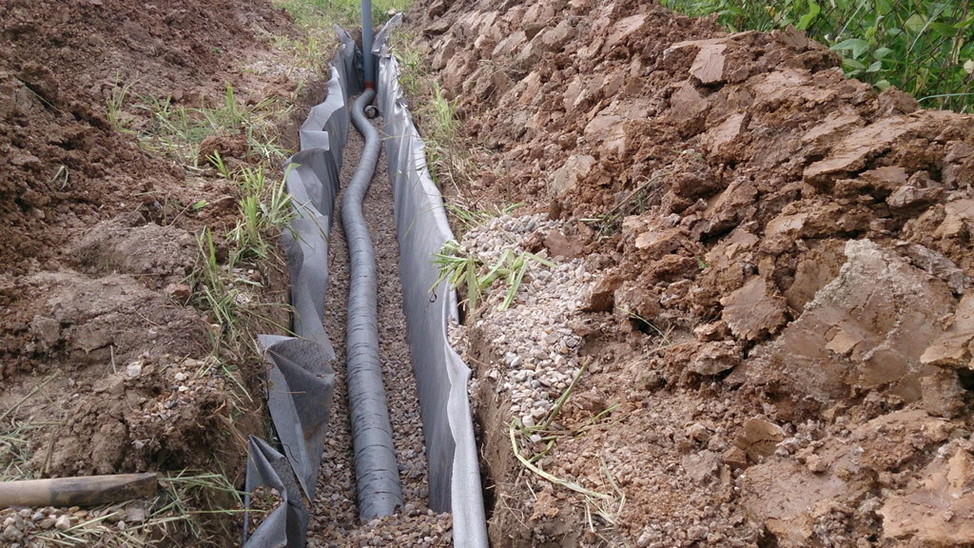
[
  {"left": 307, "top": 106, "right": 451, "bottom": 544},
  {"left": 242, "top": 25, "right": 488, "bottom": 548}
]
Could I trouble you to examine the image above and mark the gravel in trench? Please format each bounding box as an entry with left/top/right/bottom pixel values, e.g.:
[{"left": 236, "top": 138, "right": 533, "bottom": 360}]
[{"left": 308, "top": 112, "right": 452, "bottom": 547}]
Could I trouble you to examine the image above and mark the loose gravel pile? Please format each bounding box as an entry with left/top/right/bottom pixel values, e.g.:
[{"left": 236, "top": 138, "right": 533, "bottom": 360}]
[
  {"left": 0, "top": 502, "right": 151, "bottom": 547},
  {"left": 307, "top": 118, "right": 451, "bottom": 547},
  {"left": 451, "top": 215, "right": 592, "bottom": 427}
]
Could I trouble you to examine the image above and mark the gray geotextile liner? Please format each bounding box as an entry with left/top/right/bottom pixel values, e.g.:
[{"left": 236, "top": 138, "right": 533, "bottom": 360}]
[
  {"left": 258, "top": 335, "right": 335, "bottom": 500},
  {"left": 298, "top": 66, "right": 348, "bottom": 170},
  {"left": 376, "top": 34, "right": 490, "bottom": 548},
  {"left": 335, "top": 26, "right": 364, "bottom": 98},
  {"left": 243, "top": 30, "right": 359, "bottom": 548},
  {"left": 284, "top": 148, "right": 340, "bottom": 357},
  {"left": 244, "top": 436, "right": 307, "bottom": 548}
]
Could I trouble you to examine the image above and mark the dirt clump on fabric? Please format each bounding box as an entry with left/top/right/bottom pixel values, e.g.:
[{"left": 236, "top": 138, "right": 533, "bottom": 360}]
[{"left": 408, "top": 0, "right": 974, "bottom": 545}]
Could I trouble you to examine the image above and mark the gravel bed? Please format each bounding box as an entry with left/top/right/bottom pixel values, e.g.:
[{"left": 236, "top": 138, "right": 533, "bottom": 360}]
[
  {"left": 0, "top": 502, "right": 153, "bottom": 547},
  {"left": 307, "top": 116, "right": 451, "bottom": 546}
]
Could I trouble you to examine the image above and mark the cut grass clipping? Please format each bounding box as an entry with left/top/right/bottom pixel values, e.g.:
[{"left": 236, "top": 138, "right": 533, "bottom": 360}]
[
  {"left": 432, "top": 240, "right": 556, "bottom": 322},
  {"left": 25, "top": 471, "right": 249, "bottom": 548}
]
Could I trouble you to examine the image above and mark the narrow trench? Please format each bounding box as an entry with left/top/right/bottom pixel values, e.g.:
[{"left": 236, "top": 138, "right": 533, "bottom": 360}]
[{"left": 308, "top": 108, "right": 453, "bottom": 546}]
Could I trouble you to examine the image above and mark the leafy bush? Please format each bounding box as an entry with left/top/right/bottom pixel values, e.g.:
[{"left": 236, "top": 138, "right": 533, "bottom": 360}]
[{"left": 661, "top": 0, "right": 974, "bottom": 112}]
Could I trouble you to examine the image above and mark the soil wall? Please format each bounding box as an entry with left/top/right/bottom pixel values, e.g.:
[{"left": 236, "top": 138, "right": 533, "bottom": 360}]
[{"left": 408, "top": 0, "right": 974, "bottom": 545}]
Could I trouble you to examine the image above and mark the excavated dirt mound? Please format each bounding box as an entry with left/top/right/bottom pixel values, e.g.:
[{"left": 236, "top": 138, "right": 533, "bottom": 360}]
[
  {"left": 0, "top": 0, "right": 316, "bottom": 543},
  {"left": 0, "top": 0, "right": 293, "bottom": 277},
  {"left": 409, "top": 0, "right": 974, "bottom": 546}
]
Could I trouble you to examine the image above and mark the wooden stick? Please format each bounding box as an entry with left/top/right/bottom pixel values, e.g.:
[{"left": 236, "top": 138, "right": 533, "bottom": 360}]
[{"left": 0, "top": 473, "right": 158, "bottom": 508}]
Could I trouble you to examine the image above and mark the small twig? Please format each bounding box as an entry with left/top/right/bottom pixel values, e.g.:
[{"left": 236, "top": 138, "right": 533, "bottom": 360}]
[{"left": 41, "top": 420, "right": 62, "bottom": 478}]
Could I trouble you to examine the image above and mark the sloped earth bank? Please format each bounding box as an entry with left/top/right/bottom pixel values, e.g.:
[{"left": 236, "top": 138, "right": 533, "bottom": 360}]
[
  {"left": 0, "top": 0, "right": 319, "bottom": 545},
  {"left": 308, "top": 119, "right": 452, "bottom": 546},
  {"left": 408, "top": 0, "right": 974, "bottom": 546}
]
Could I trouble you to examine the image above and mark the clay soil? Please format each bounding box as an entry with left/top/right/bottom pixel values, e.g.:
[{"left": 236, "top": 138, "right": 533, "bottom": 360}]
[
  {"left": 0, "top": 0, "right": 324, "bottom": 544},
  {"left": 406, "top": 0, "right": 974, "bottom": 546}
]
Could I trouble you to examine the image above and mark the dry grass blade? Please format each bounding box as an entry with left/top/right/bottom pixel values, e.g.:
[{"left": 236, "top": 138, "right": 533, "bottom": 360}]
[
  {"left": 509, "top": 419, "right": 612, "bottom": 502},
  {"left": 0, "top": 372, "right": 60, "bottom": 423}
]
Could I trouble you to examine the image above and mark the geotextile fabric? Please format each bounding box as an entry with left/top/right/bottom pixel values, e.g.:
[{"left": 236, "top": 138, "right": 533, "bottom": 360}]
[
  {"left": 375, "top": 21, "right": 490, "bottom": 548},
  {"left": 242, "top": 20, "right": 489, "bottom": 547}
]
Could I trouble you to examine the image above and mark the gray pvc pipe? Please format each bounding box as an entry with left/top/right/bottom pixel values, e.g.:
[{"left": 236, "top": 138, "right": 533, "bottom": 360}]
[
  {"left": 361, "top": 0, "right": 374, "bottom": 86},
  {"left": 342, "top": 89, "right": 403, "bottom": 521}
]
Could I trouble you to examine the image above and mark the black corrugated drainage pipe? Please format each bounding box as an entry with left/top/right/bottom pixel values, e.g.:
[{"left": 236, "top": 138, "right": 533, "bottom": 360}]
[{"left": 342, "top": 89, "right": 404, "bottom": 521}]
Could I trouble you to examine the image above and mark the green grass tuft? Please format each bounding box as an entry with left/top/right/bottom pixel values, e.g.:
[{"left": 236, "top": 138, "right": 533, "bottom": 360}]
[{"left": 274, "top": 0, "right": 412, "bottom": 29}]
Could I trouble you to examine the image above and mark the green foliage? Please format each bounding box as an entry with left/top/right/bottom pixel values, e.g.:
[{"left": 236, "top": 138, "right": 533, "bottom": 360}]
[
  {"left": 274, "top": 0, "right": 411, "bottom": 29},
  {"left": 228, "top": 165, "right": 295, "bottom": 263},
  {"left": 433, "top": 241, "right": 557, "bottom": 321},
  {"left": 134, "top": 84, "right": 285, "bottom": 167},
  {"left": 392, "top": 30, "right": 429, "bottom": 97},
  {"left": 426, "top": 82, "right": 460, "bottom": 141},
  {"left": 192, "top": 166, "right": 294, "bottom": 348},
  {"left": 445, "top": 201, "right": 524, "bottom": 231},
  {"left": 106, "top": 76, "right": 136, "bottom": 132},
  {"left": 660, "top": 0, "right": 974, "bottom": 112}
]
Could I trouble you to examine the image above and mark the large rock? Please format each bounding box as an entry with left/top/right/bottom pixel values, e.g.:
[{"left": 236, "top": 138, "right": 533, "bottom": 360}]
[
  {"left": 582, "top": 274, "right": 622, "bottom": 313},
  {"left": 688, "top": 341, "right": 742, "bottom": 376},
  {"left": 548, "top": 154, "right": 596, "bottom": 199},
  {"left": 746, "top": 240, "right": 955, "bottom": 403},
  {"left": 803, "top": 111, "right": 954, "bottom": 185},
  {"left": 742, "top": 458, "right": 858, "bottom": 547},
  {"left": 880, "top": 444, "right": 974, "bottom": 545},
  {"left": 690, "top": 43, "right": 727, "bottom": 84},
  {"left": 921, "top": 293, "right": 974, "bottom": 369},
  {"left": 604, "top": 13, "right": 646, "bottom": 48},
  {"left": 583, "top": 113, "right": 627, "bottom": 157},
  {"left": 743, "top": 409, "right": 950, "bottom": 547},
  {"left": 936, "top": 198, "right": 974, "bottom": 239},
  {"left": 719, "top": 276, "right": 788, "bottom": 342}
]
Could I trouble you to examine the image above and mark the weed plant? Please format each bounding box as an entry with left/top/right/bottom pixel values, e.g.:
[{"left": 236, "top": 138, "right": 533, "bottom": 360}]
[
  {"left": 661, "top": 0, "right": 974, "bottom": 112},
  {"left": 129, "top": 85, "right": 285, "bottom": 166}
]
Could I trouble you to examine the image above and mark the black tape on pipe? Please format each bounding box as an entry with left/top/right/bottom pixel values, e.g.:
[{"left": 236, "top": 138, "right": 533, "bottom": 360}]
[{"left": 342, "top": 89, "right": 405, "bottom": 521}]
